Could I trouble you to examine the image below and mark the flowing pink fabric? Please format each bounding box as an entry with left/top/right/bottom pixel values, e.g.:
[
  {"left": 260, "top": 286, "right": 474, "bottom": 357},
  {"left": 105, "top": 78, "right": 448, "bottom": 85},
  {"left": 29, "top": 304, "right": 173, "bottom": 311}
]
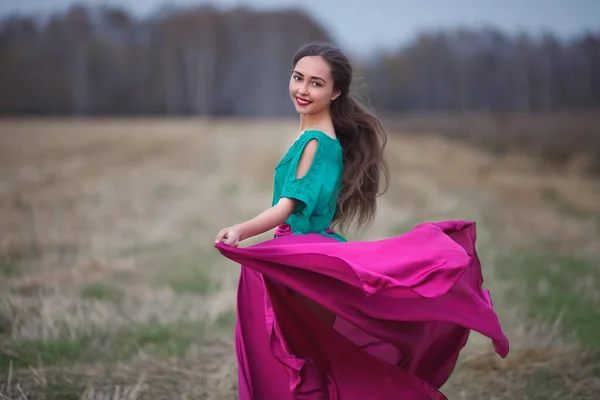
[{"left": 214, "top": 220, "right": 509, "bottom": 400}]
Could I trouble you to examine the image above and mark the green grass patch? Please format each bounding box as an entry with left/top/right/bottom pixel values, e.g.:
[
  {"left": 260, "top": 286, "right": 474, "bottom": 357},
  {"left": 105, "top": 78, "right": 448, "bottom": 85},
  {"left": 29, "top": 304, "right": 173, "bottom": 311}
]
[
  {"left": 157, "top": 248, "right": 221, "bottom": 295},
  {"left": 0, "top": 321, "right": 206, "bottom": 374},
  {"left": 81, "top": 282, "right": 124, "bottom": 304},
  {"left": 112, "top": 321, "right": 204, "bottom": 359},
  {"left": 0, "top": 257, "right": 20, "bottom": 277},
  {"left": 167, "top": 270, "right": 220, "bottom": 295},
  {"left": 0, "top": 336, "right": 95, "bottom": 372},
  {"left": 497, "top": 250, "right": 600, "bottom": 350},
  {"left": 523, "top": 369, "right": 571, "bottom": 399},
  {"left": 215, "top": 310, "right": 237, "bottom": 329}
]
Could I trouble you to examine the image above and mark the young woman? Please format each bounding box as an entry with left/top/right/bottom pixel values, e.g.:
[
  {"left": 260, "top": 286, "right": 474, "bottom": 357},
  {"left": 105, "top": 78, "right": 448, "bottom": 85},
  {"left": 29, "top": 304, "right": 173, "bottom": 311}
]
[{"left": 215, "top": 41, "right": 509, "bottom": 400}]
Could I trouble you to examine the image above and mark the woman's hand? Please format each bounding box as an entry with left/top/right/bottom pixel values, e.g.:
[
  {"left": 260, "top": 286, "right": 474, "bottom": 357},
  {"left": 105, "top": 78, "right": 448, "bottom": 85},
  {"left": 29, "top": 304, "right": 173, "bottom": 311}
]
[
  {"left": 215, "top": 225, "right": 244, "bottom": 247},
  {"left": 214, "top": 198, "right": 297, "bottom": 247}
]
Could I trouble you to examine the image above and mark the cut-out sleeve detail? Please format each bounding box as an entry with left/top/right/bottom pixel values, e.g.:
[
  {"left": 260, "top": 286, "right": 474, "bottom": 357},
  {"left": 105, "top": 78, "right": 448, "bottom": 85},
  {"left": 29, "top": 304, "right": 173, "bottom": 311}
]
[{"left": 279, "top": 133, "right": 327, "bottom": 218}]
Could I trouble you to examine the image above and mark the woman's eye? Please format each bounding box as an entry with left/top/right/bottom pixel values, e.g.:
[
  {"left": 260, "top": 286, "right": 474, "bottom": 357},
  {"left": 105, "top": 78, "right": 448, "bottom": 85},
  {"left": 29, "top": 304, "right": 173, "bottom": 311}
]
[
  {"left": 312, "top": 82, "right": 322, "bottom": 87},
  {"left": 294, "top": 76, "right": 301, "bottom": 81}
]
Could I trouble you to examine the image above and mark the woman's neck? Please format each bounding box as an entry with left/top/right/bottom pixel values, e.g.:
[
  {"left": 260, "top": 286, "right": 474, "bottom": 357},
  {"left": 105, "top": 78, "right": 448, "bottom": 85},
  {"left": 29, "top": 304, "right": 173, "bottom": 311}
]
[{"left": 298, "top": 111, "right": 334, "bottom": 136}]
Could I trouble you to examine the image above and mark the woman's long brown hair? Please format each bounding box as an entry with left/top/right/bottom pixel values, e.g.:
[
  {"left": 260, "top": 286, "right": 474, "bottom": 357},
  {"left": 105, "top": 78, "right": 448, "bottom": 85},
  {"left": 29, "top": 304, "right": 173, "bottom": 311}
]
[{"left": 292, "top": 41, "right": 390, "bottom": 232}]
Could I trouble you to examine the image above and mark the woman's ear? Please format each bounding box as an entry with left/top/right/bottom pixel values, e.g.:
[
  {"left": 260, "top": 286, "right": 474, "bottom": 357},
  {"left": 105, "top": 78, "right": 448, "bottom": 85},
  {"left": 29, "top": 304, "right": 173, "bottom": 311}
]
[{"left": 331, "top": 90, "right": 341, "bottom": 101}]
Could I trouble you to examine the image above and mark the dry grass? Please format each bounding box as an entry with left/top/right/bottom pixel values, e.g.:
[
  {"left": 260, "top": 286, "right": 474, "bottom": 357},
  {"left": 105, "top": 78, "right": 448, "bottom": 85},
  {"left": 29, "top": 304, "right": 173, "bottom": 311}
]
[
  {"left": 383, "top": 111, "right": 600, "bottom": 175},
  {"left": 1, "top": 118, "right": 599, "bottom": 399}
]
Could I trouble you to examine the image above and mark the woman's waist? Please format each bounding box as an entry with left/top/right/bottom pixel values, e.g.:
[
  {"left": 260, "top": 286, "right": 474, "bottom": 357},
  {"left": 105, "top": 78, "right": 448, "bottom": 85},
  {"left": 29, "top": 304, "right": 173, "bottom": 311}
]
[{"left": 274, "top": 223, "right": 335, "bottom": 237}]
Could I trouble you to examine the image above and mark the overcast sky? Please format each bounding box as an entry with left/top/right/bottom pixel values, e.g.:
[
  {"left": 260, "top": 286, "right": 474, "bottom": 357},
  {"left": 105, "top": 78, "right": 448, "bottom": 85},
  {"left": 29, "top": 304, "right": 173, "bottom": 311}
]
[{"left": 1, "top": 0, "right": 599, "bottom": 57}]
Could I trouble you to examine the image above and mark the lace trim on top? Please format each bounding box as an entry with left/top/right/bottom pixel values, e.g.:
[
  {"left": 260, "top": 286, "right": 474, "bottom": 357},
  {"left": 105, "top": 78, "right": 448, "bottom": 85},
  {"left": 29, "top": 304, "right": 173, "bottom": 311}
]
[{"left": 281, "top": 134, "right": 325, "bottom": 197}]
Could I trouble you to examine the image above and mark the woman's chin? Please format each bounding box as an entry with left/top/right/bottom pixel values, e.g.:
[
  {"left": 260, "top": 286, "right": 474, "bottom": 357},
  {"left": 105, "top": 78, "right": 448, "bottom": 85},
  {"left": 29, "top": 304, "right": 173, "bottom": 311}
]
[{"left": 294, "top": 105, "right": 315, "bottom": 115}]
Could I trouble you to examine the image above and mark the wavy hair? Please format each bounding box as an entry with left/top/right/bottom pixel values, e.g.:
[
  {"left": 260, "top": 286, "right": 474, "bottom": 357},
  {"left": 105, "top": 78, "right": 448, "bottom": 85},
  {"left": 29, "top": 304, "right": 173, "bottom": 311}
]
[{"left": 292, "top": 41, "right": 390, "bottom": 232}]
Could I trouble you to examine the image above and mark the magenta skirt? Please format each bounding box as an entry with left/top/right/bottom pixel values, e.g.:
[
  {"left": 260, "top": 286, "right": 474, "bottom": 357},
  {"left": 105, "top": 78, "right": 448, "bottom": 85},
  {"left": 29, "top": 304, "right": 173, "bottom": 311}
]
[{"left": 214, "top": 220, "right": 509, "bottom": 400}]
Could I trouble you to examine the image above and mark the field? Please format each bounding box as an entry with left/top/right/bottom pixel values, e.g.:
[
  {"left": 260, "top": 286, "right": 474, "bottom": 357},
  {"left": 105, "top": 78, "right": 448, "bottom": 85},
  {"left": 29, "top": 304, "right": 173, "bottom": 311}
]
[{"left": 1, "top": 118, "right": 600, "bottom": 399}]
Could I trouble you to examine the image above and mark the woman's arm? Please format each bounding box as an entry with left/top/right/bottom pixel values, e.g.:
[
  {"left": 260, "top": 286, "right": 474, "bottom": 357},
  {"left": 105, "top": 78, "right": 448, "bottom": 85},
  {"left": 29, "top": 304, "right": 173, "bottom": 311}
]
[
  {"left": 214, "top": 138, "right": 318, "bottom": 246},
  {"left": 243, "top": 198, "right": 297, "bottom": 239},
  {"left": 214, "top": 197, "right": 296, "bottom": 246}
]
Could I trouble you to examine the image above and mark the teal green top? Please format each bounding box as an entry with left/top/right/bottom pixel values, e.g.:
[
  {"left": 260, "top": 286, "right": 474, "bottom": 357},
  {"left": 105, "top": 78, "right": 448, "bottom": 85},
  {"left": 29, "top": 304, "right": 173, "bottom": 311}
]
[{"left": 272, "top": 130, "right": 347, "bottom": 242}]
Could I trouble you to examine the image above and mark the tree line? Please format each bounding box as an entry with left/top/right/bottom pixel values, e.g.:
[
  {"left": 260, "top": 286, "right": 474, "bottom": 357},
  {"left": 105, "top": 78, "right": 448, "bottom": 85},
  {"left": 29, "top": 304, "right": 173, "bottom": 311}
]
[
  {"left": 0, "top": 5, "right": 598, "bottom": 116},
  {"left": 366, "top": 28, "right": 600, "bottom": 113}
]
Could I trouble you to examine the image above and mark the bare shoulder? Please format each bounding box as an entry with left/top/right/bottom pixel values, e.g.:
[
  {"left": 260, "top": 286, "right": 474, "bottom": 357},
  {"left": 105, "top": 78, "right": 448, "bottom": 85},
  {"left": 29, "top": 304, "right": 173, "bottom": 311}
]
[
  {"left": 295, "top": 138, "right": 319, "bottom": 178},
  {"left": 300, "top": 128, "right": 337, "bottom": 141},
  {"left": 314, "top": 128, "right": 337, "bottom": 140},
  {"left": 298, "top": 138, "right": 319, "bottom": 162}
]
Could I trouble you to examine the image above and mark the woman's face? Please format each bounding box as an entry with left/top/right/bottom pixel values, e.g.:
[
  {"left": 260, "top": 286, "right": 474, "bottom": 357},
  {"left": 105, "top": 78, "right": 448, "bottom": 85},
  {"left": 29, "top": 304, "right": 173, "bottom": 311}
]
[{"left": 289, "top": 56, "right": 340, "bottom": 116}]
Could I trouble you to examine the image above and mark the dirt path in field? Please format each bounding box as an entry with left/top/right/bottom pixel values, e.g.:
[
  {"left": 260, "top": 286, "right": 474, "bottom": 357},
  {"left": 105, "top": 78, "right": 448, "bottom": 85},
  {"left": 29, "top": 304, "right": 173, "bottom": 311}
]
[{"left": 1, "top": 119, "right": 599, "bottom": 399}]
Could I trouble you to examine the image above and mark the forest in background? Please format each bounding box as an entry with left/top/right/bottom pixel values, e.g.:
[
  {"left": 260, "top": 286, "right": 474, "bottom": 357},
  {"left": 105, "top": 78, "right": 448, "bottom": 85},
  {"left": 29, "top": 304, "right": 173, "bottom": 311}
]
[
  {"left": 1, "top": 4, "right": 599, "bottom": 116},
  {"left": 0, "top": 4, "right": 599, "bottom": 172}
]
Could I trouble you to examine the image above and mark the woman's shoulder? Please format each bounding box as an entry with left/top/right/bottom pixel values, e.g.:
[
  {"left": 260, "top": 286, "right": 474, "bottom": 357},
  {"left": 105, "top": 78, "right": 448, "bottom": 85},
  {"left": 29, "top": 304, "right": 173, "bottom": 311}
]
[
  {"left": 297, "top": 130, "right": 342, "bottom": 165},
  {"left": 300, "top": 129, "right": 339, "bottom": 144},
  {"left": 276, "top": 129, "right": 341, "bottom": 170},
  {"left": 296, "top": 130, "right": 341, "bottom": 156}
]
